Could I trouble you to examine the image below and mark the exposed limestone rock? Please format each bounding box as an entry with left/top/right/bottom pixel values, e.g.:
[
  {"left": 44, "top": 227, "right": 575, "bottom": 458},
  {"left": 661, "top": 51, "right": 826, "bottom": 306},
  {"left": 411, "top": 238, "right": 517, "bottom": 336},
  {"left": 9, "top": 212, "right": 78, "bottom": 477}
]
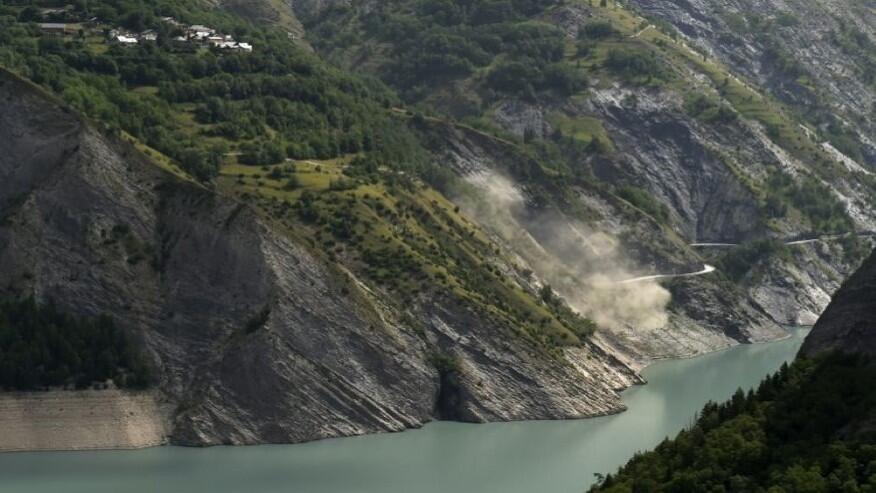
[
  {"left": 414, "top": 119, "right": 788, "bottom": 366},
  {"left": 628, "top": 0, "right": 876, "bottom": 168},
  {"left": 751, "top": 242, "right": 852, "bottom": 326},
  {"left": 0, "top": 390, "right": 170, "bottom": 452},
  {"left": 491, "top": 100, "right": 553, "bottom": 140}
]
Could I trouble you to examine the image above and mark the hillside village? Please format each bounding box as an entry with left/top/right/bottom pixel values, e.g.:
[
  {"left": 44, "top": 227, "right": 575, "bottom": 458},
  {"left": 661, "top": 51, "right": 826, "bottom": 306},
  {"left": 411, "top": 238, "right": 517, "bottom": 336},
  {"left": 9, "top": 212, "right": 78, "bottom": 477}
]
[{"left": 31, "top": 5, "right": 252, "bottom": 51}]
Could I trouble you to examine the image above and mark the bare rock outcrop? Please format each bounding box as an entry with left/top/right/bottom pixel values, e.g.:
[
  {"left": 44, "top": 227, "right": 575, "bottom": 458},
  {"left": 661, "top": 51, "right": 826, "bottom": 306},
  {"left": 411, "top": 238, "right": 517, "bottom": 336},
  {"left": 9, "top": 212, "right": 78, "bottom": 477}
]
[
  {"left": 0, "top": 390, "right": 170, "bottom": 452},
  {"left": 801, "top": 250, "right": 876, "bottom": 357}
]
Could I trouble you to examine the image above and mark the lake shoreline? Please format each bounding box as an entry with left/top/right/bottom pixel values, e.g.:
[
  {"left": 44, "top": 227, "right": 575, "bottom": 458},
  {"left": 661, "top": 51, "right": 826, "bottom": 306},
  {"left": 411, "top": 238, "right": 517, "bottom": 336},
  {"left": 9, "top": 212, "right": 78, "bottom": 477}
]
[
  {"left": 0, "top": 390, "right": 170, "bottom": 453},
  {"left": 0, "top": 328, "right": 809, "bottom": 493},
  {"left": 0, "top": 328, "right": 806, "bottom": 455}
]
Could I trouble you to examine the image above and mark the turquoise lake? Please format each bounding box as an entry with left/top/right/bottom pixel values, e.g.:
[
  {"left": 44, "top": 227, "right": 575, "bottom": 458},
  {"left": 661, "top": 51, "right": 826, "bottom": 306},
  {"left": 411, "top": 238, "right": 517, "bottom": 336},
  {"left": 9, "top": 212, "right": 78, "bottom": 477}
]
[{"left": 0, "top": 328, "right": 808, "bottom": 493}]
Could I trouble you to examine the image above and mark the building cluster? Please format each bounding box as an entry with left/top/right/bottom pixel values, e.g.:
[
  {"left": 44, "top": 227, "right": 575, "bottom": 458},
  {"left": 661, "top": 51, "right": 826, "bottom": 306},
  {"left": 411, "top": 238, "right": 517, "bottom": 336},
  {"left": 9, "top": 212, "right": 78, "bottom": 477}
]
[
  {"left": 106, "top": 28, "right": 155, "bottom": 45},
  {"left": 171, "top": 23, "right": 253, "bottom": 52},
  {"left": 36, "top": 15, "right": 252, "bottom": 52}
]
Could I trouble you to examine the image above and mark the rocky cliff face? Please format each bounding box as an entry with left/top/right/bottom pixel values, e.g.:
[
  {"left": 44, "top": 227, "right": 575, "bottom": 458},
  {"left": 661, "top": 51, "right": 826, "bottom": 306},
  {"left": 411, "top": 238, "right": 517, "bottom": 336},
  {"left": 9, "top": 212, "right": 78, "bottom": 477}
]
[
  {"left": 475, "top": 80, "right": 870, "bottom": 342},
  {"left": 801, "top": 250, "right": 876, "bottom": 357},
  {"left": 616, "top": 0, "right": 876, "bottom": 324},
  {"left": 628, "top": 0, "right": 876, "bottom": 169},
  {"left": 577, "top": 86, "right": 770, "bottom": 242},
  {"left": 415, "top": 120, "right": 786, "bottom": 366},
  {"left": 478, "top": 3, "right": 876, "bottom": 333},
  {"left": 751, "top": 241, "right": 863, "bottom": 326},
  {"left": 0, "top": 70, "right": 652, "bottom": 446}
]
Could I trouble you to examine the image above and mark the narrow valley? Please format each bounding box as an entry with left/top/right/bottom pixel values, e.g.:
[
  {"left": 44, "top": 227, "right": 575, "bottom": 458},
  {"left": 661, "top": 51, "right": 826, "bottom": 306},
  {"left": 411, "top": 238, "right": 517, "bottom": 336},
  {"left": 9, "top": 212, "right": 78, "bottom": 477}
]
[{"left": 0, "top": 0, "right": 873, "bottom": 491}]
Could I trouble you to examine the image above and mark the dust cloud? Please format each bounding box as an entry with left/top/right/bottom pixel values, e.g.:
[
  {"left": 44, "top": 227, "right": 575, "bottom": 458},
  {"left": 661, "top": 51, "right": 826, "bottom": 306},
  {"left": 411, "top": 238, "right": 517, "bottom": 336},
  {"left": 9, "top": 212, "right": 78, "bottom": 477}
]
[{"left": 458, "top": 172, "right": 671, "bottom": 332}]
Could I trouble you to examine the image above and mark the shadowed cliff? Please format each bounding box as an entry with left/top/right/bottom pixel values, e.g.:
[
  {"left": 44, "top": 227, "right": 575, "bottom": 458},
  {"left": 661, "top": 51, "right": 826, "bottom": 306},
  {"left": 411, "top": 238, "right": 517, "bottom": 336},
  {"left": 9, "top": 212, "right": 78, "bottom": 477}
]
[{"left": 801, "top": 250, "right": 876, "bottom": 357}]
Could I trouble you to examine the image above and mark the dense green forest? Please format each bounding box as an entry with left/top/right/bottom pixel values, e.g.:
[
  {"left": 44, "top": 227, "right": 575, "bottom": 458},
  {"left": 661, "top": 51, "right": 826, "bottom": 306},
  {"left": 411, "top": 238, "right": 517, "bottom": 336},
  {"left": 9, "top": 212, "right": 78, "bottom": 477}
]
[
  {"left": 307, "top": 0, "right": 588, "bottom": 102},
  {"left": 0, "top": 298, "right": 152, "bottom": 390},
  {"left": 589, "top": 354, "right": 876, "bottom": 493},
  {"left": 0, "top": 0, "right": 432, "bottom": 180}
]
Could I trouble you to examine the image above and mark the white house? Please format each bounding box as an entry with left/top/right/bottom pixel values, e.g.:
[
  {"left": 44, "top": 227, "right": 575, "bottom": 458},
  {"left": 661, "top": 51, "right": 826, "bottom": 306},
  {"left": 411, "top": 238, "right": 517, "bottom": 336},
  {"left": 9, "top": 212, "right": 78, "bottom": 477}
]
[
  {"left": 113, "top": 35, "right": 138, "bottom": 45},
  {"left": 188, "top": 25, "right": 213, "bottom": 38}
]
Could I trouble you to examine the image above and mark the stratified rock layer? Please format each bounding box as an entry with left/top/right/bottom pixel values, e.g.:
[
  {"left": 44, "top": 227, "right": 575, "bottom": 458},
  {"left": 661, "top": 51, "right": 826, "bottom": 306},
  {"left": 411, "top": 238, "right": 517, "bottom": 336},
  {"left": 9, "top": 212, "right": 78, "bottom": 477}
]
[{"left": 0, "top": 390, "right": 169, "bottom": 452}]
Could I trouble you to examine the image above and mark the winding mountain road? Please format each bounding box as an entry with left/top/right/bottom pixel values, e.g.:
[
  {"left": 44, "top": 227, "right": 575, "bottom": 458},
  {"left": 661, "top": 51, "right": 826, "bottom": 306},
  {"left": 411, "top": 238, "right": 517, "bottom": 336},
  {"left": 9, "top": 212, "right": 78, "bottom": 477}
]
[
  {"left": 618, "top": 264, "right": 716, "bottom": 284},
  {"left": 691, "top": 233, "right": 875, "bottom": 249},
  {"left": 689, "top": 242, "right": 736, "bottom": 248},
  {"left": 617, "top": 233, "right": 874, "bottom": 285}
]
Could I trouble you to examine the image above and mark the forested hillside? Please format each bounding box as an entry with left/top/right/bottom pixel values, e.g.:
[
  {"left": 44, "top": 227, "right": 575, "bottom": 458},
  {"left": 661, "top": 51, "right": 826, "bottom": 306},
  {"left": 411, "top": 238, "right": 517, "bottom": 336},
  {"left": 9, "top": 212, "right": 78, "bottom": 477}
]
[
  {"left": 0, "top": 0, "right": 429, "bottom": 181},
  {"left": 589, "top": 354, "right": 876, "bottom": 493}
]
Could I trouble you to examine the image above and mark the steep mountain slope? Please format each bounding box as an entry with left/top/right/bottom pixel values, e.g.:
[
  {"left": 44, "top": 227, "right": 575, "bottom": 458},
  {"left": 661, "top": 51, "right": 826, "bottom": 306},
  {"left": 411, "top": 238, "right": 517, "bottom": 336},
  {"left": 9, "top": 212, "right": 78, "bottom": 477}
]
[
  {"left": 217, "top": 0, "right": 306, "bottom": 40},
  {"left": 411, "top": 118, "right": 784, "bottom": 364},
  {"left": 628, "top": 0, "right": 876, "bottom": 169},
  {"left": 288, "top": 0, "right": 875, "bottom": 326},
  {"left": 0, "top": 66, "right": 650, "bottom": 445},
  {"left": 589, "top": 250, "right": 876, "bottom": 493}
]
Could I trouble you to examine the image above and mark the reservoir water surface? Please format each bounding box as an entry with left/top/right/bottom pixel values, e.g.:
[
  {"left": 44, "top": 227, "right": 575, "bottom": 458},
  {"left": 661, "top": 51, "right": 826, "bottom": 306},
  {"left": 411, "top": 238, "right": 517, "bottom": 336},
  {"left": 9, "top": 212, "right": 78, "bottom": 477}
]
[{"left": 0, "top": 328, "right": 809, "bottom": 493}]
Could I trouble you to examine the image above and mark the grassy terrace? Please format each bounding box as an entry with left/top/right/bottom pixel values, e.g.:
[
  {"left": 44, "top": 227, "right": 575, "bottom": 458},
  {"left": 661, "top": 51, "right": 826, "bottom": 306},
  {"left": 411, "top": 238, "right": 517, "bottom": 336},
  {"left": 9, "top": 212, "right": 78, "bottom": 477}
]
[
  {"left": 215, "top": 157, "right": 596, "bottom": 349},
  {"left": 548, "top": 113, "right": 615, "bottom": 151}
]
